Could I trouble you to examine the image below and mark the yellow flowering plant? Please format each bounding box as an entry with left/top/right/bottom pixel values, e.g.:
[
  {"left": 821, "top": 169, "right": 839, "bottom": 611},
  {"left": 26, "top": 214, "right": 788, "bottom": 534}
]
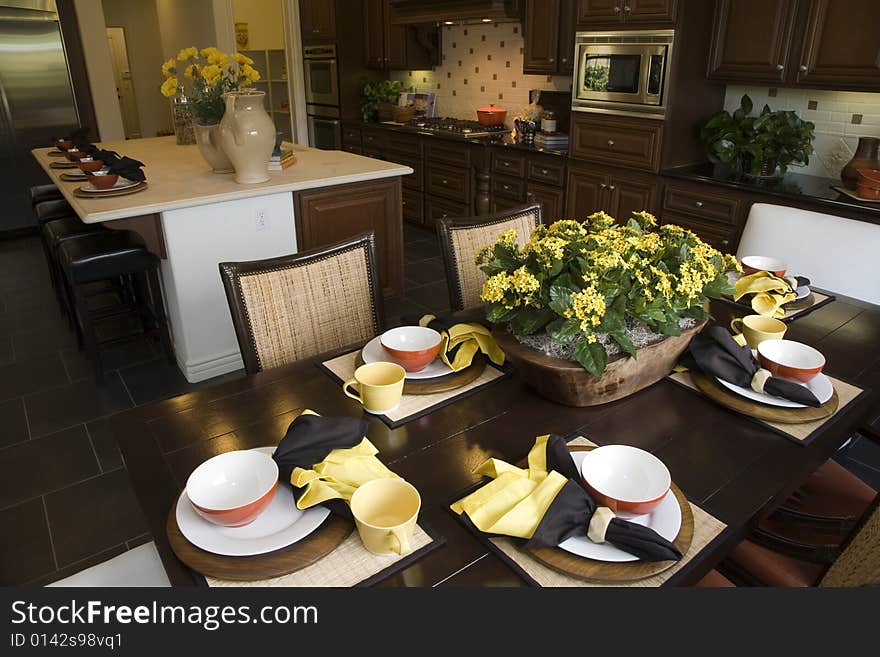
[
  {"left": 159, "top": 47, "right": 262, "bottom": 124},
  {"left": 476, "top": 211, "right": 740, "bottom": 375}
]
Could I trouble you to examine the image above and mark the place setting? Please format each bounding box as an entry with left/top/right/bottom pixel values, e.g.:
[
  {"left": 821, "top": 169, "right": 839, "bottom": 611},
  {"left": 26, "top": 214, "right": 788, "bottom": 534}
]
[
  {"left": 166, "top": 412, "right": 443, "bottom": 587},
  {"left": 722, "top": 255, "right": 834, "bottom": 321},
  {"left": 319, "top": 313, "right": 509, "bottom": 427},
  {"left": 450, "top": 434, "right": 727, "bottom": 587}
]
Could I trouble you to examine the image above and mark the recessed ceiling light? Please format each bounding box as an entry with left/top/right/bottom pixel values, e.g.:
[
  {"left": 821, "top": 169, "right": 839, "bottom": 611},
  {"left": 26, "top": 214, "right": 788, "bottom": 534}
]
[
  {"left": 444, "top": 20, "right": 454, "bottom": 25},
  {"left": 481, "top": 18, "right": 492, "bottom": 22}
]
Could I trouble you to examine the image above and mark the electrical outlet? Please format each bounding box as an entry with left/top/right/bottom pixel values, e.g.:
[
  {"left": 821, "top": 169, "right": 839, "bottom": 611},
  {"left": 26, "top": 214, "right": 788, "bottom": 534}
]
[{"left": 254, "top": 208, "right": 268, "bottom": 232}]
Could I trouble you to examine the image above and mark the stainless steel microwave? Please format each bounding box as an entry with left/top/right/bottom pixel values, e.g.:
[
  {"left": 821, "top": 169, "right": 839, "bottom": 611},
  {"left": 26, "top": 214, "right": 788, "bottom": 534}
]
[{"left": 572, "top": 30, "right": 674, "bottom": 118}]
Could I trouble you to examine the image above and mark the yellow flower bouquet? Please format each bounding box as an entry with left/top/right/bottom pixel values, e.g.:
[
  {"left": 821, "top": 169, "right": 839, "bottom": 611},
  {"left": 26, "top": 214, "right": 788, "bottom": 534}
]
[
  {"left": 160, "top": 46, "right": 262, "bottom": 125},
  {"left": 476, "top": 211, "right": 741, "bottom": 375}
]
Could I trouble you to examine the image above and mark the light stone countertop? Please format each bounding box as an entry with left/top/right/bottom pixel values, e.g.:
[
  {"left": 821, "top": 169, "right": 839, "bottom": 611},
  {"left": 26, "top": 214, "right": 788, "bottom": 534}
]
[{"left": 32, "top": 136, "right": 413, "bottom": 223}]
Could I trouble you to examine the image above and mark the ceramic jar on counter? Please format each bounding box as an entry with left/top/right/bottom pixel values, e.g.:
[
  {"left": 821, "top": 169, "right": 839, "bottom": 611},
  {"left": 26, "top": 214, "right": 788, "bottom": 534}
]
[{"left": 218, "top": 90, "right": 275, "bottom": 185}]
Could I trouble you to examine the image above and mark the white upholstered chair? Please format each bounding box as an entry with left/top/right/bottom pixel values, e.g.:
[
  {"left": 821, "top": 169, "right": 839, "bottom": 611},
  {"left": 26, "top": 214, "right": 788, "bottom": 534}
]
[
  {"left": 737, "top": 203, "right": 880, "bottom": 304},
  {"left": 47, "top": 542, "right": 170, "bottom": 587}
]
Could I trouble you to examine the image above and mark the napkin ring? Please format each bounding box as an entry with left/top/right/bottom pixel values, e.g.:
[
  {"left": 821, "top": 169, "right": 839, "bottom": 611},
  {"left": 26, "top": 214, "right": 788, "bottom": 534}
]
[
  {"left": 751, "top": 368, "right": 772, "bottom": 394},
  {"left": 587, "top": 507, "right": 615, "bottom": 543}
]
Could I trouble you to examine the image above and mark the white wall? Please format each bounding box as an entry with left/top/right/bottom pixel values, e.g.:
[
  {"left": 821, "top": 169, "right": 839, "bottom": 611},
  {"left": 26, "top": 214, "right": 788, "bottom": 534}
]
[
  {"left": 73, "top": 0, "right": 124, "bottom": 141},
  {"left": 101, "top": 0, "right": 170, "bottom": 137},
  {"left": 723, "top": 85, "right": 880, "bottom": 179},
  {"left": 154, "top": 0, "right": 220, "bottom": 60},
  {"left": 232, "top": 0, "right": 284, "bottom": 50}
]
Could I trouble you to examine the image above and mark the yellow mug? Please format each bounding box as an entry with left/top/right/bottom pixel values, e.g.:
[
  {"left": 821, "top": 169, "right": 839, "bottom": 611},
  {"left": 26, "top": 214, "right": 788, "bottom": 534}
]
[
  {"left": 343, "top": 362, "right": 406, "bottom": 414},
  {"left": 350, "top": 478, "right": 421, "bottom": 555},
  {"left": 730, "top": 315, "right": 787, "bottom": 349}
]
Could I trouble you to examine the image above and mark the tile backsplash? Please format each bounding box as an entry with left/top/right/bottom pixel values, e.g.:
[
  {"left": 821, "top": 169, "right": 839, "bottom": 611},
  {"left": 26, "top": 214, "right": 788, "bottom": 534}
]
[
  {"left": 724, "top": 85, "right": 880, "bottom": 178},
  {"left": 390, "top": 22, "right": 572, "bottom": 121}
]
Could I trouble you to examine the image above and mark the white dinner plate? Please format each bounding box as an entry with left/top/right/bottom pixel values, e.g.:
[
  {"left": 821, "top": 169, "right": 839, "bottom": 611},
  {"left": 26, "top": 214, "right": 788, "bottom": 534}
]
[
  {"left": 361, "top": 335, "right": 453, "bottom": 380},
  {"left": 556, "top": 451, "right": 682, "bottom": 563},
  {"left": 80, "top": 178, "right": 140, "bottom": 193},
  {"left": 715, "top": 372, "right": 833, "bottom": 409},
  {"left": 175, "top": 447, "right": 330, "bottom": 556}
]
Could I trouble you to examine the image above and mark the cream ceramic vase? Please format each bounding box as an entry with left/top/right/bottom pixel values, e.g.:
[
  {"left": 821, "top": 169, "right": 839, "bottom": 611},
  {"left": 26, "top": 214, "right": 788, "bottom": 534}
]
[
  {"left": 218, "top": 90, "right": 274, "bottom": 184},
  {"left": 194, "top": 122, "right": 234, "bottom": 173}
]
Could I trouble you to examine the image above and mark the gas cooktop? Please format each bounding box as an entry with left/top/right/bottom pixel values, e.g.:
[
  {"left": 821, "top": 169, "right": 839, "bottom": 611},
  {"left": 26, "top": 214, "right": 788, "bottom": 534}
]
[{"left": 403, "top": 117, "right": 509, "bottom": 139}]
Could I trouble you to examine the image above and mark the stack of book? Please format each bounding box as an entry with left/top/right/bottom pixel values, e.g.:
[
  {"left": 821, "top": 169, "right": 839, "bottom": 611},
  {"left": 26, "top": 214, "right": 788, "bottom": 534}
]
[
  {"left": 268, "top": 148, "right": 296, "bottom": 171},
  {"left": 534, "top": 132, "right": 569, "bottom": 150}
]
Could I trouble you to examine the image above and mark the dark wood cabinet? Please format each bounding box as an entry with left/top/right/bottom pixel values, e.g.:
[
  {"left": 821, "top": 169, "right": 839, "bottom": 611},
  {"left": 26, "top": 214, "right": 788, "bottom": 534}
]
[
  {"left": 566, "top": 161, "right": 659, "bottom": 219},
  {"left": 299, "top": 0, "right": 336, "bottom": 41},
  {"left": 795, "top": 0, "right": 880, "bottom": 90},
  {"left": 364, "top": 0, "right": 435, "bottom": 71},
  {"left": 524, "top": 0, "right": 577, "bottom": 75},
  {"left": 570, "top": 113, "right": 664, "bottom": 173},
  {"left": 709, "top": 0, "right": 880, "bottom": 91},
  {"left": 294, "top": 177, "right": 404, "bottom": 298},
  {"left": 364, "top": 0, "right": 387, "bottom": 69},
  {"left": 577, "top": 0, "right": 677, "bottom": 25},
  {"left": 708, "top": 0, "right": 797, "bottom": 84},
  {"left": 527, "top": 183, "right": 565, "bottom": 221}
]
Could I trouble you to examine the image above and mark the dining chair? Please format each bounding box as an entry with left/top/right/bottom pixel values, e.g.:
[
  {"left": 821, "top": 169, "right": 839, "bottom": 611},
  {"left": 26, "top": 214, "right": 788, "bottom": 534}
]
[
  {"left": 219, "top": 232, "right": 384, "bottom": 375},
  {"left": 737, "top": 203, "right": 880, "bottom": 305},
  {"left": 708, "top": 495, "right": 880, "bottom": 587},
  {"left": 437, "top": 204, "right": 542, "bottom": 311}
]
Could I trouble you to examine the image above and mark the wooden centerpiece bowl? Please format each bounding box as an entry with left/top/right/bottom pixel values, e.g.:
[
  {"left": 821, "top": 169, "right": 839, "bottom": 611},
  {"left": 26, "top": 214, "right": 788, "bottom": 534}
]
[{"left": 492, "top": 319, "right": 707, "bottom": 407}]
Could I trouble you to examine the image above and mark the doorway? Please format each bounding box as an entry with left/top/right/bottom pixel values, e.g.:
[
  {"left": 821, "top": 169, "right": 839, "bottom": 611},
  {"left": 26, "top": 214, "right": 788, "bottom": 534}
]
[{"left": 106, "top": 26, "right": 142, "bottom": 139}]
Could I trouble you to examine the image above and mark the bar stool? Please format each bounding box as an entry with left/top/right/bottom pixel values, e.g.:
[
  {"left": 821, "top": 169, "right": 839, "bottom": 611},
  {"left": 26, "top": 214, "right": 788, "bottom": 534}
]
[
  {"left": 29, "top": 183, "right": 64, "bottom": 207},
  {"left": 58, "top": 230, "right": 173, "bottom": 382},
  {"left": 42, "top": 217, "right": 107, "bottom": 319}
]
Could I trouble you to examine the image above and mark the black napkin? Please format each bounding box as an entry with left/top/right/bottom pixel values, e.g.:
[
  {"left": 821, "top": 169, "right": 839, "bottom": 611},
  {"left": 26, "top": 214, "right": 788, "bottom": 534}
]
[
  {"left": 684, "top": 326, "right": 821, "bottom": 407},
  {"left": 52, "top": 126, "right": 91, "bottom": 147},
  {"left": 271, "top": 414, "right": 369, "bottom": 519},
  {"left": 86, "top": 149, "right": 121, "bottom": 166},
  {"left": 525, "top": 435, "right": 682, "bottom": 561},
  {"left": 105, "top": 156, "right": 146, "bottom": 182}
]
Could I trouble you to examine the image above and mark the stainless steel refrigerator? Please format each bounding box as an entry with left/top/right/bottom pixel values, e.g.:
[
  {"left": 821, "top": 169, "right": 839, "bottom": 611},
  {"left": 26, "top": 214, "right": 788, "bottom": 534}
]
[{"left": 0, "top": 0, "right": 79, "bottom": 233}]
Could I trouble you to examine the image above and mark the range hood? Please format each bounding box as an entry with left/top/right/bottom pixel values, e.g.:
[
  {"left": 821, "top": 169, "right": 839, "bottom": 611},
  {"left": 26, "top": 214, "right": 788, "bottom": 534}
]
[{"left": 389, "top": 0, "right": 522, "bottom": 25}]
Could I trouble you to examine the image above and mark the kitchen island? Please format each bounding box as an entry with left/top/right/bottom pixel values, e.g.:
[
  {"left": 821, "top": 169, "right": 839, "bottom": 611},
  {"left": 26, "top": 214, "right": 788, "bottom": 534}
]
[{"left": 33, "top": 137, "right": 411, "bottom": 382}]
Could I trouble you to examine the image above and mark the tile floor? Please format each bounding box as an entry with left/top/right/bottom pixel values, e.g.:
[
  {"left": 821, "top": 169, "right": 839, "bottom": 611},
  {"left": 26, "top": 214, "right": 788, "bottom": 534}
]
[{"left": 0, "top": 223, "right": 878, "bottom": 585}]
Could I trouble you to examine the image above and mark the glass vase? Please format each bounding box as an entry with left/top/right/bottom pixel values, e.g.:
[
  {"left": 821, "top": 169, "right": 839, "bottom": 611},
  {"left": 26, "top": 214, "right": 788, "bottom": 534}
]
[{"left": 171, "top": 88, "right": 196, "bottom": 145}]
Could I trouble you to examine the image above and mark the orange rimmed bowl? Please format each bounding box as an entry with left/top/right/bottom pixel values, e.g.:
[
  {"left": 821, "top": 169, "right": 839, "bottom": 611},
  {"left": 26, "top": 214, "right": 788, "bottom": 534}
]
[
  {"left": 87, "top": 173, "right": 118, "bottom": 189},
  {"left": 55, "top": 139, "right": 74, "bottom": 151},
  {"left": 579, "top": 445, "right": 671, "bottom": 515},
  {"left": 380, "top": 326, "right": 442, "bottom": 372},
  {"left": 757, "top": 339, "right": 825, "bottom": 383},
  {"left": 856, "top": 169, "right": 880, "bottom": 200},
  {"left": 64, "top": 148, "right": 84, "bottom": 162},
  {"left": 77, "top": 158, "right": 104, "bottom": 173},
  {"left": 186, "top": 450, "right": 279, "bottom": 527},
  {"left": 740, "top": 255, "right": 787, "bottom": 278}
]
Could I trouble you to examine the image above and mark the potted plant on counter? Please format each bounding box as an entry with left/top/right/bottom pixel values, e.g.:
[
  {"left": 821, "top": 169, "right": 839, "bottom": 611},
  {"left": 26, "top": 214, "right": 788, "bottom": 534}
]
[
  {"left": 701, "top": 94, "right": 815, "bottom": 179},
  {"left": 478, "top": 212, "right": 741, "bottom": 406},
  {"left": 160, "top": 47, "right": 262, "bottom": 172},
  {"left": 360, "top": 80, "right": 404, "bottom": 122}
]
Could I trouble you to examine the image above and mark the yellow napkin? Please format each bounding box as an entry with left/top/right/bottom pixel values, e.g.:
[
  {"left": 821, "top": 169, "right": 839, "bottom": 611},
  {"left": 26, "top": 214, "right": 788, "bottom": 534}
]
[
  {"left": 450, "top": 435, "right": 568, "bottom": 539},
  {"left": 733, "top": 271, "right": 797, "bottom": 318},
  {"left": 419, "top": 315, "right": 505, "bottom": 372},
  {"left": 290, "top": 437, "right": 399, "bottom": 510}
]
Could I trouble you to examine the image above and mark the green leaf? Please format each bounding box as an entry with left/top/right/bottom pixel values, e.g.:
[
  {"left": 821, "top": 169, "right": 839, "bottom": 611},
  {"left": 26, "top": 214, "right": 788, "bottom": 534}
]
[
  {"left": 486, "top": 305, "right": 517, "bottom": 324},
  {"left": 655, "top": 315, "right": 682, "bottom": 337},
  {"left": 550, "top": 317, "right": 582, "bottom": 343},
  {"left": 574, "top": 340, "right": 608, "bottom": 376},
  {"left": 510, "top": 308, "right": 555, "bottom": 336},
  {"left": 610, "top": 331, "right": 637, "bottom": 359},
  {"left": 550, "top": 258, "right": 564, "bottom": 277},
  {"left": 548, "top": 285, "right": 573, "bottom": 315}
]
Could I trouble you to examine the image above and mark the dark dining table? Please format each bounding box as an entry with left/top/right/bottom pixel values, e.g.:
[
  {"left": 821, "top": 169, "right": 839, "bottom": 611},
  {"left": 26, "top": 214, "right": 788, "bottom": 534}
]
[{"left": 111, "top": 296, "right": 879, "bottom": 587}]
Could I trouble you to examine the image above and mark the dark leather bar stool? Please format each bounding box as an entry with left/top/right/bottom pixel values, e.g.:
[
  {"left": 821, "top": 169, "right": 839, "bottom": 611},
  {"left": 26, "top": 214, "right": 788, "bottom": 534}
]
[
  {"left": 29, "top": 183, "right": 64, "bottom": 207},
  {"left": 34, "top": 198, "right": 74, "bottom": 225},
  {"left": 42, "top": 217, "right": 107, "bottom": 318},
  {"left": 58, "top": 230, "right": 173, "bottom": 382}
]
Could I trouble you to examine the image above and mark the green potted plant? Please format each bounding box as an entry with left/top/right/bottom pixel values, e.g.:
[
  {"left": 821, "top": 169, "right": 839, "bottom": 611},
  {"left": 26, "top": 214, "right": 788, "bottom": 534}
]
[
  {"left": 700, "top": 95, "right": 815, "bottom": 179},
  {"left": 477, "top": 212, "right": 740, "bottom": 406},
  {"left": 360, "top": 80, "right": 404, "bottom": 122}
]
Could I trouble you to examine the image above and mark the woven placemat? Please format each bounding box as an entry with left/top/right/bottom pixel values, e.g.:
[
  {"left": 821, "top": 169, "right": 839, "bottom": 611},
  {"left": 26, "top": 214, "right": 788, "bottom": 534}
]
[
  {"left": 720, "top": 291, "right": 834, "bottom": 323},
  {"left": 669, "top": 371, "right": 865, "bottom": 445},
  {"left": 205, "top": 523, "right": 438, "bottom": 588},
  {"left": 319, "top": 350, "right": 508, "bottom": 428},
  {"left": 476, "top": 438, "right": 727, "bottom": 588}
]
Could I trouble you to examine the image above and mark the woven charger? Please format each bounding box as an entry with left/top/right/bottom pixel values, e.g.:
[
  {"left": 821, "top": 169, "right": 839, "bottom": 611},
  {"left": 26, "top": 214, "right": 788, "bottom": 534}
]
[
  {"left": 49, "top": 160, "right": 78, "bottom": 169},
  {"left": 669, "top": 370, "right": 864, "bottom": 445},
  {"left": 487, "top": 437, "right": 727, "bottom": 587},
  {"left": 73, "top": 181, "right": 148, "bottom": 199}
]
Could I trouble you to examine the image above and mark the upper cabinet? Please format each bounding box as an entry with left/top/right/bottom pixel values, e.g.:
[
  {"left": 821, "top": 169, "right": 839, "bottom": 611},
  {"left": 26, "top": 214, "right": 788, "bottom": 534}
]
[
  {"left": 300, "top": 0, "right": 337, "bottom": 42},
  {"left": 576, "top": 0, "right": 678, "bottom": 26},
  {"left": 524, "top": 0, "right": 577, "bottom": 75},
  {"left": 364, "top": 0, "right": 436, "bottom": 71},
  {"left": 709, "top": 0, "right": 880, "bottom": 91}
]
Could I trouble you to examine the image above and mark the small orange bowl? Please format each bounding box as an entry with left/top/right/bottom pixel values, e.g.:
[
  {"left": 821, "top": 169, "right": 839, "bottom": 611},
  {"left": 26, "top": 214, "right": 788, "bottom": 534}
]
[
  {"left": 77, "top": 158, "right": 104, "bottom": 173},
  {"left": 65, "top": 148, "right": 83, "bottom": 162},
  {"left": 380, "top": 326, "right": 442, "bottom": 372},
  {"left": 757, "top": 339, "right": 825, "bottom": 383},
  {"left": 186, "top": 450, "right": 279, "bottom": 527},
  {"left": 856, "top": 183, "right": 880, "bottom": 200},
  {"left": 88, "top": 173, "right": 118, "bottom": 189},
  {"left": 580, "top": 445, "right": 671, "bottom": 515},
  {"left": 55, "top": 139, "right": 73, "bottom": 150},
  {"left": 858, "top": 168, "right": 880, "bottom": 185},
  {"left": 741, "top": 255, "right": 787, "bottom": 278}
]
